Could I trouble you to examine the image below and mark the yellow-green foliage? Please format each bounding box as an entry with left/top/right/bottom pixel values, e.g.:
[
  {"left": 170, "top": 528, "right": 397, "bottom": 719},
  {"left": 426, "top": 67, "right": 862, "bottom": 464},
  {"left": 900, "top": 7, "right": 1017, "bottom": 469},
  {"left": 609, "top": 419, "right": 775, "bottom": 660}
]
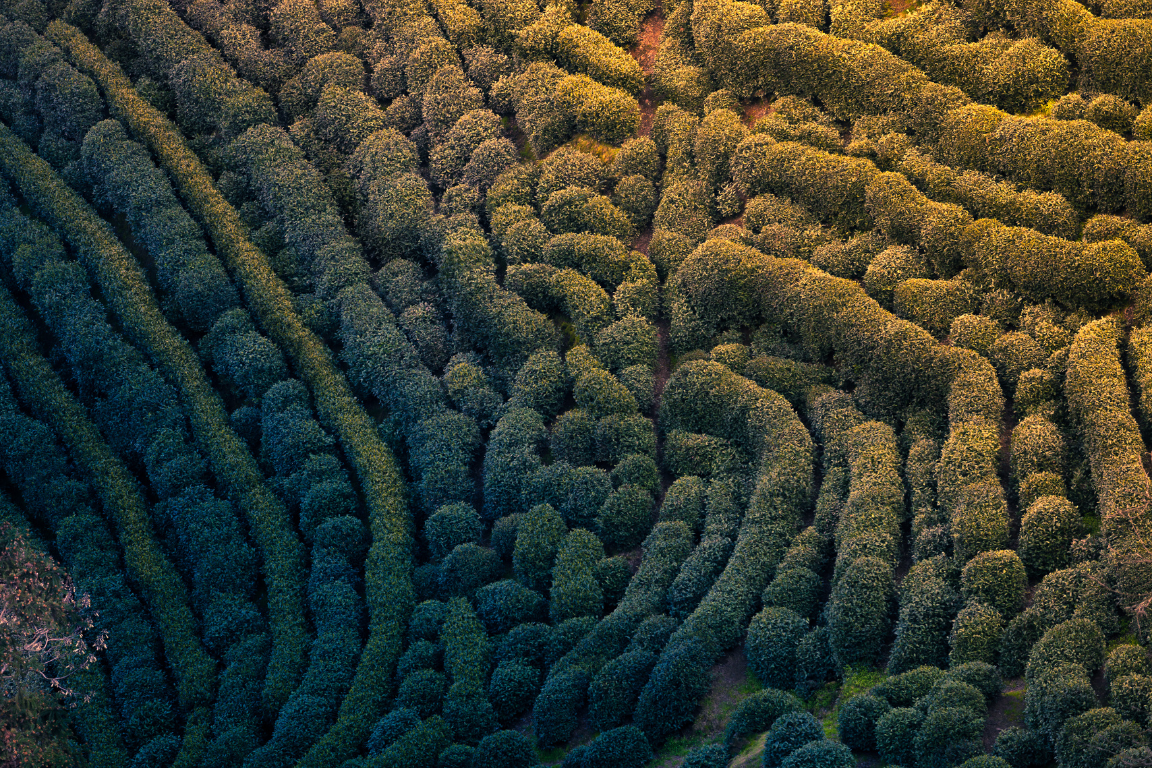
[{"left": 1066, "top": 318, "right": 1152, "bottom": 635}]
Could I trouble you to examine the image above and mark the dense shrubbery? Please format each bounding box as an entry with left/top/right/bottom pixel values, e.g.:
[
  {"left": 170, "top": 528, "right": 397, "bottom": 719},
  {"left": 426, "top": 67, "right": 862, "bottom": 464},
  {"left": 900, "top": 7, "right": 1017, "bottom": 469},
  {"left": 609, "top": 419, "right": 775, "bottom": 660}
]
[{"left": 9, "top": 0, "right": 1152, "bottom": 763}]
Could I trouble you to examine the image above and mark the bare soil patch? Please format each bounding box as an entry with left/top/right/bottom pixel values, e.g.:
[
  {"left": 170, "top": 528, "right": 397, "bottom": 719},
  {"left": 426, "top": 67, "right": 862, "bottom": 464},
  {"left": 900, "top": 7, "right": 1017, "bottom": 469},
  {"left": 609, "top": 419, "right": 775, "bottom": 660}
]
[
  {"left": 631, "top": 2, "right": 665, "bottom": 136},
  {"left": 983, "top": 680, "right": 1026, "bottom": 750},
  {"left": 651, "top": 647, "right": 761, "bottom": 767}
]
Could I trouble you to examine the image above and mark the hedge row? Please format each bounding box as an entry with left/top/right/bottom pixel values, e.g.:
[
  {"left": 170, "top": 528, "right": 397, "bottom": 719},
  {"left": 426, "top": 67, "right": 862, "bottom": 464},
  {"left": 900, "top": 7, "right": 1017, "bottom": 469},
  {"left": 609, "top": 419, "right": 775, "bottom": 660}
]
[
  {"left": 691, "top": 0, "right": 970, "bottom": 133},
  {"left": 938, "top": 351, "right": 1008, "bottom": 564},
  {"left": 936, "top": 104, "right": 1152, "bottom": 217},
  {"left": 897, "top": 147, "right": 1078, "bottom": 240},
  {"left": 1065, "top": 318, "right": 1152, "bottom": 638},
  {"left": 0, "top": 397, "right": 137, "bottom": 765},
  {"left": 855, "top": 7, "right": 1068, "bottom": 114},
  {"left": 0, "top": 276, "right": 217, "bottom": 711},
  {"left": 814, "top": 394, "right": 902, "bottom": 667},
  {"left": 49, "top": 24, "right": 416, "bottom": 761},
  {"left": 2, "top": 78, "right": 313, "bottom": 715},
  {"left": 963, "top": 0, "right": 1152, "bottom": 104},
  {"left": 669, "top": 237, "right": 956, "bottom": 418},
  {"left": 636, "top": 361, "right": 814, "bottom": 742}
]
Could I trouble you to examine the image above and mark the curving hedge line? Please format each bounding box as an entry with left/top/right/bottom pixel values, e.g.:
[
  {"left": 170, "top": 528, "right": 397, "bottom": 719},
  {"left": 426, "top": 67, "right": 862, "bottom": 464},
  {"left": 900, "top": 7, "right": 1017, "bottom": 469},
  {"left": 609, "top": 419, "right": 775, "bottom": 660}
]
[
  {"left": 48, "top": 26, "right": 416, "bottom": 756},
  {"left": 0, "top": 106, "right": 308, "bottom": 714},
  {"left": 1066, "top": 317, "right": 1152, "bottom": 638},
  {"left": 0, "top": 275, "right": 216, "bottom": 711},
  {"left": 634, "top": 360, "right": 814, "bottom": 743}
]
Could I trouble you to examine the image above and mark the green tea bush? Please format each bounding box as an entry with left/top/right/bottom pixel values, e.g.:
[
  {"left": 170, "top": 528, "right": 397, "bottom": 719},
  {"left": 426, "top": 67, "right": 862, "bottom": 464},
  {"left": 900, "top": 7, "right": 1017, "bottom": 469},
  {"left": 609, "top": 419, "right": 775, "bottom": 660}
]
[
  {"left": 960, "top": 551, "right": 1027, "bottom": 618},
  {"left": 747, "top": 607, "right": 809, "bottom": 689},
  {"left": 877, "top": 707, "right": 923, "bottom": 767},
  {"left": 914, "top": 706, "right": 983, "bottom": 768},
  {"left": 780, "top": 740, "right": 855, "bottom": 768},
  {"left": 992, "top": 727, "right": 1051, "bottom": 768},
  {"left": 761, "top": 712, "right": 825, "bottom": 768},
  {"left": 838, "top": 694, "right": 891, "bottom": 751},
  {"left": 949, "top": 601, "right": 1004, "bottom": 667}
]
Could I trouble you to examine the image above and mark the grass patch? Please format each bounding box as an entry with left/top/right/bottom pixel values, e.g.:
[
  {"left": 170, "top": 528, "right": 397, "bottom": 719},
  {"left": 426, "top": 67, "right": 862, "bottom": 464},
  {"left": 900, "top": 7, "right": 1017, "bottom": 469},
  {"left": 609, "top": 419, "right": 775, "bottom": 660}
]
[
  {"left": 656, "top": 732, "right": 712, "bottom": 761},
  {"left": 567, "top": 134, "right": 620, "bottom": 165},
  {"left": 1001, "top": 689, "right": 1026, "bottom": 727},
  {"left": 535, "top": 745, "right": 568, "bottom": 765},
  {"left": 823, "top": 664, "right": 887, "bottom": 740}
]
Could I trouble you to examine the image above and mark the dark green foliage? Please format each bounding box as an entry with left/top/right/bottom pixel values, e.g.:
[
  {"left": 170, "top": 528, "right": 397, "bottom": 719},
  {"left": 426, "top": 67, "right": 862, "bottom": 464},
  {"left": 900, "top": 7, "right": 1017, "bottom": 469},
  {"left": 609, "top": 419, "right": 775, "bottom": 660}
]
[
  {"left": 573, "top": 726, "right": 653, "bottom": 768},
  {"left": 957, "top": 759, "right": 1011, "bottom": 768},
  {"left": 828, "top": 557, "right": 894, "bottom": 666},
  {"left": 596, "top": 485, "right": 654, "bottom": 551},
  {"left": 747, "top": 607, "right": 808, "bottom": 689},
  {"left": 723, "top": 689, "right": 805, "bottom": 751},
  {"left": 876, "top": 666, "right": 948, "bottom": 707},
  {"left": 889, "top": 560, "right": 961, "bottom": 673},
  {"left": 1107, "top": 646, "right": 1151, "bottom": 688},
  {"left": 488, "top": 661, "right": 539, "bottom": 724},
  {"left": 761, "top": 712, "right": 824, "bottom": 768},
  {"left": 949, "top": 601, "right": 1004, "bottom": 666},
  {"left": 471, "top": 730, "right": 538, "bottom": 768},
  {"left": 397, "top": 642, "right": 440, "bottom": 680},
  {"left": 914, "top": 706, "right": 983, "bottom": 768},
  {"left": 550, "top": 529, "right": 606, "bottom": 623},
  {"left": 635, "top": 639, "right": 712, "bottom": 744},
  {"left": 1025, "top": 662, "right": 1098, "bottom": 740},
  {"left": 588, "top": 648, "right": 657, "bottom": 731},
  {"left": 683, "top": 744, "right": 729, "bottom": 768},
  {"left": 1025, "top": 619, "right": 1107, "bottom": 686},
  {"left": 659, "top": 476, "right": 706, "bottom": 532},
  {"left": 367, "top": 709, "right": 421, "bottom": 755},
  {"left": 992, "top": 727, "right": 1051, "bottom": 768},
  {"left": 424, "top": 503, "right": 482, "bottom": 562},
  {"left": 762, "top": 567, "right": 820, "bottom": 619},
  {"left": 947, "top": 663, "right": 1003, "bottom": 703},
  {"left": 532, "top": 670, "right": 588, "bottom": 747},
  {"left": 496, "top": 623, "right": 553, "bottom": 670},
  {"left": 877, "top": 707, "right": 923, "bottom": 767},
  {"left": 1019, "top": 497, "right": 1081, "bottom": 578},
  {"left": 475, "top": 581, "right": 546, "bottom": 635},
  {"left": 440, "top": 543, "right": 502, "bottom": 598},
  {"left": 838, "top": 694, "right": 891, "bottom": 752},
  {"left": 396, "top": 670, "right": 447, "bottom": 718},
  {"left": 780, "top": 741, "right": 855, "bottom": 768},
  {"left": 1108, "top": 674, "right": 1152, "bottom": 725},
  {"left": 514, "top": 504, "right": 567, "bottom": 592},
  {"left": 919, "top": 680, "right": 988, "bottom": 719}
]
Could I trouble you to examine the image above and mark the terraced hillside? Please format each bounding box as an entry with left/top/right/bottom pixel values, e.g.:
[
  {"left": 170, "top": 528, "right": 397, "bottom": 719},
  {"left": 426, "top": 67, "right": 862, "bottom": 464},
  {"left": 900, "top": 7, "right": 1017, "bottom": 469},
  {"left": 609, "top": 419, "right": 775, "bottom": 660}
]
[{"left": 3, "top": 0, "right": 1152, "bottom": 767}]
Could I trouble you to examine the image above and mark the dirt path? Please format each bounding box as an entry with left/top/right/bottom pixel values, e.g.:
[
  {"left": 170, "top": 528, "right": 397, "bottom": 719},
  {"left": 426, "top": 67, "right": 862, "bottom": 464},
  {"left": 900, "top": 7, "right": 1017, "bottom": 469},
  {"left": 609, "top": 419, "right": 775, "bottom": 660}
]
[
  {"left": 631, "top": 2, "right": 665, "bottom": 137},
  {"left": 651, "top": 648, "right": 759, "bottom": 767},
  {"left": 983, "top": 681, "right": 1025, "bottom": 750}
]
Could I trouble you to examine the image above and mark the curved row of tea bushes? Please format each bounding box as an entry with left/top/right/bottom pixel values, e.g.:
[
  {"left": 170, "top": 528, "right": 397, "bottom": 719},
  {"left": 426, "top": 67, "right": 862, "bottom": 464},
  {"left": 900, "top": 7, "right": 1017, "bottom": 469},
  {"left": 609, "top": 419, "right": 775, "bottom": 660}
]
[
  {"left": 0, "top": 378, "right": 153, "bottom": 766},
  {"left": 0, "top": 110, "right": 310, "bottom": 715},
  {"left": 0, "top": 191, "right": 276, "bottom": 766},
  {"left": 670, "top": 237, "right": 956, "bottom": 418},
  {"left": 938, "top": 351, "right": 1008, "bottom": 564},
  {"left": 955, "top": 0, "right": 1152, "bottom": 104},
  {"left": 1065, "top": 317, "right": 1152, "bottom": 638},
  {"left": 0, "top": 278, "right": 217, "bottom": 713},
  {"left": 635, "top": 360, "right": 814, "bottom": 743},
  {"left": 689, "top": 0, "right": 1152, "bottom": 218},
  {"left": 49, "top": 28, "right": 416, "bottom": 762},
  {"left": 814, "top": 393, "right": 903, "bottom": 667},
  {"left": 936, "top": 104, "right": 1152, "bottom": 217},
  {"left": 896, "top": 147, "right": 1079, "bottom": 240},
  {"left": 97, "top": 0, "right": 277, "bottom": 140}
]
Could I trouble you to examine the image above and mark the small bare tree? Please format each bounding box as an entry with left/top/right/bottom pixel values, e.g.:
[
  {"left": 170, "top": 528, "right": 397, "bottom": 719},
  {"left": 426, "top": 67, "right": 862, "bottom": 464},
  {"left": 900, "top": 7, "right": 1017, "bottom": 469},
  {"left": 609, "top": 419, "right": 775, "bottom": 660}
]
[{"left": 1, "top": 522, "right": 105, "bottom": 768}]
